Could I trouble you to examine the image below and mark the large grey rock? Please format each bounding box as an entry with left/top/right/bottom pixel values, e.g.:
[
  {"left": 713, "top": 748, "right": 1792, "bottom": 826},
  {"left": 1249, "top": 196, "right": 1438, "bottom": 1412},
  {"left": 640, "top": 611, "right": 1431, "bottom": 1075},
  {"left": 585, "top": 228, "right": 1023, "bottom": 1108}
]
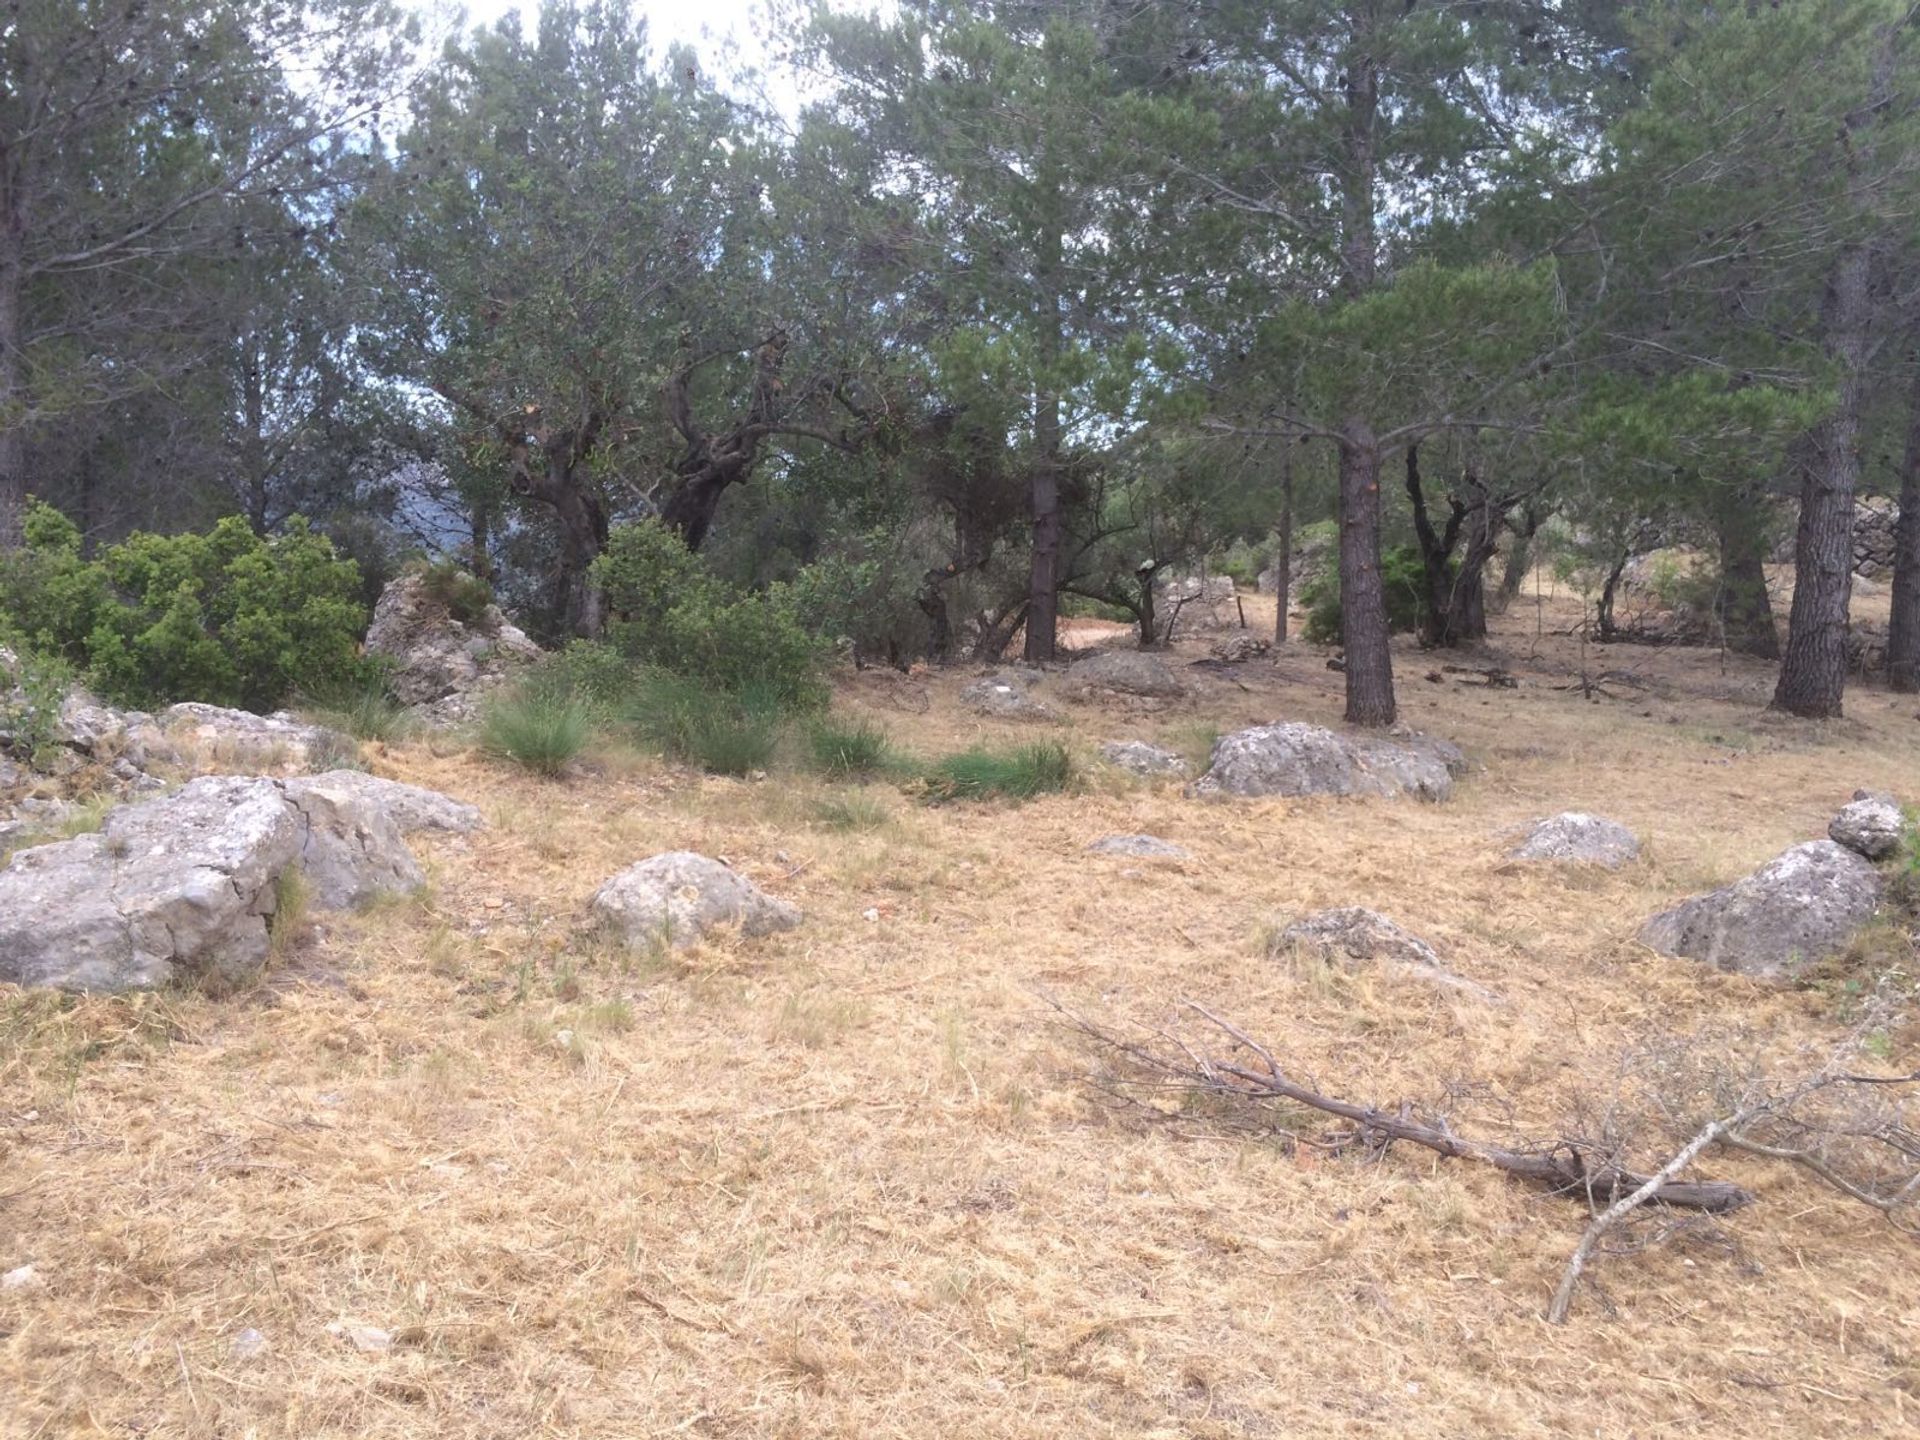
[
  {"left": 162, "top": 703, "right": 351, "bottom": 774},
  {"left": 1639, "top": 840, "right": 1885, "bottom": 980},
  {"left": 1098, "top": 740, "right": 1190, "bottom": 778},
  {"left": 961, "top": 671, "right": 1057, "bottom": 721},
  {"left": 1272, "top": 907, "right": 1494, "bottom": 998},
  {"left": 1063, "top": 650, "right": 1188, "bottom": 702},
  {"left": 1512, "top": 813, "right": 1640, "bottom": 867},
  {"left": 1209, "top": 635, "right": 1270, "bottom": 664},
  {"left": 1829, "top": 792, "right": 1904, "bottom": 862},
  {"left": 591, "top": 852, "right": 801, "bottom": 950},
  {"left": 281, "top": 775, "right": 425, "bottom": 908},
  {"left": 1855, "top": 497, "right": 1898, "bottom": 581},
  {"left": 1086, "top": 834, "right": 1192, "bottom": 860},
  {"left": 1195, "top": 722, "right": 1465, "bottom": 802},
  {"left": 290, "top": 770, "right": 485, "bottom": 835},
  {"left": 0, "top": 776, "right": 428, "bottom": 992},
  {"left": 364, "top": 572, "right": 543, "bottom": 725}
]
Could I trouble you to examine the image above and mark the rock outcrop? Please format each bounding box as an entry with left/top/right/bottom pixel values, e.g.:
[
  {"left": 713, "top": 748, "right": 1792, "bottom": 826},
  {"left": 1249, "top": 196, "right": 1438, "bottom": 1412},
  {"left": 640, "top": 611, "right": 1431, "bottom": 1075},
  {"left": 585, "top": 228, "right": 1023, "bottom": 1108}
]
[
  {"left": 1195, "top": 723, "right": 1466, "bottom": 802},
  {"left": 1511, "top": 813, "right": 1641, "bottom": 867},
  {"left": 364, "top": 572, "right": 542, "bottom": 725},
  {"left": 162, "top": 703, "right": 352, "bottom": 774},
  {"left": 1061, "top": 651, "right": 1188, "bottom": 702},
  {"left": 590, "top": 852, "right": 801, "bottom": 950},
  {"left": 1156, "top": 573, "right": 1241, "bottom": 634},
  {"left": 1639, "top": 840, "right": 1884, "bottom": 980},
  {"left": 293, "top": 770, "right": 486, "bottom": 835},
  {"left": 0, "top": 774, "right": 442, "bottom": 992}
]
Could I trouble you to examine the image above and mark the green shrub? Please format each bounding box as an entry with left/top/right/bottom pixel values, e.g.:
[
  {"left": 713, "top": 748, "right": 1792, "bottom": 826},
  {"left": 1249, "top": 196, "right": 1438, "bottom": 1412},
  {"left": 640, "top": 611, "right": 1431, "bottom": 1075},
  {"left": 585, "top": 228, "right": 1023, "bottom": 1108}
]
[
  {"left": 1213, "top": 537, "right": 1272, "bottom": 588},
  {"left": 479, "top": 687, "right": 593, "bottom": 776},
  {"left": 805, "top": 717, "right": 898, "bottom": 778},
  {"left": 0, "top": 502, "right": 372, "bottom": 712},
  {"left": 418, "top": 561, "right": 495, "bottom": 625},
  {"left": 623, "top": 668, "right": 784, "bottom": 776},
  {"left": 783, "top": 539, "right": 931, "bottom": 665},
  {"left": 0, "top": 648, "right": 76, "bottom": 771},
  {"left": 920, "top": 742, "right": 1073, "bottom": 804},
  {"left": 593, "top": 520, "right": 826, "bottom": 708},
  {"left": 1300, "top": 544, "right": 1430, "bottom": 645}
]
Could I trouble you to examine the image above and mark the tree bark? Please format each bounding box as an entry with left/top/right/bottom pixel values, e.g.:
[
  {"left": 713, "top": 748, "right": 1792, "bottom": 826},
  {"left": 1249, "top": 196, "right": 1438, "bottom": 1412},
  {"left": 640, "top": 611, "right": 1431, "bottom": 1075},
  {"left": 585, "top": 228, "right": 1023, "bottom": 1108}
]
[
  {"left": 1713, "top": 486, "right": 1780, "bottom": 660},
  {"left": 0, "top": 230, "right": 24, "bottom": 550},
  {"left": 1773, "top": 241, "right": 1872, "bottom": 718},
  {"left": 1025, "top": 193, "right": 1066, "bottom": 663},
  {"left": 240, "top": 344, "right": 270, "bottom": 536},
  {"left": 1888, "top": 355, "right": 1920, "bottom": 691},
  {"left": 1338, "top": 426, "right": 1396, "bottom": 727},
  {"left": 1493, "top": 502, "right": 1545, "bottom": 613},
  {"left": 1273, "top": 432, "right": 1294, "bottom": 644}
]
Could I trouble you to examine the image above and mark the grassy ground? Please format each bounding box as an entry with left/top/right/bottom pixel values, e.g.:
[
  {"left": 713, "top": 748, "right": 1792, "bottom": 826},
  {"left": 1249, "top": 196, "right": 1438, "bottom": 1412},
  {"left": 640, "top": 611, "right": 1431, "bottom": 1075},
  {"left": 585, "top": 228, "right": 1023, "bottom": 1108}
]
[{"left": 5, "top": 577, "right": 1920, "bottom": 1438}]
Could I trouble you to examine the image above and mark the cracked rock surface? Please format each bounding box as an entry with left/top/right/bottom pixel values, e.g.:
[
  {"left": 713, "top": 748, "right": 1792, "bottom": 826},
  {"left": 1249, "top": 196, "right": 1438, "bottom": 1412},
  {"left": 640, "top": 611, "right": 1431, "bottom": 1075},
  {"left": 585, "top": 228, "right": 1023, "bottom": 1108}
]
[{"left": 0, "top": 774, "right": 437, "bottom": 992}]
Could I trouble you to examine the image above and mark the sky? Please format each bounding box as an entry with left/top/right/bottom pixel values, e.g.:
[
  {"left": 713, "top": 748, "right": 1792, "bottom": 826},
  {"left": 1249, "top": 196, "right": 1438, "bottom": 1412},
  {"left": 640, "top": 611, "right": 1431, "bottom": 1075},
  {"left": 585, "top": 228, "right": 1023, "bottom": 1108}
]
[{"left": 435, "top": 0, "right": 775, "bottom": 60}]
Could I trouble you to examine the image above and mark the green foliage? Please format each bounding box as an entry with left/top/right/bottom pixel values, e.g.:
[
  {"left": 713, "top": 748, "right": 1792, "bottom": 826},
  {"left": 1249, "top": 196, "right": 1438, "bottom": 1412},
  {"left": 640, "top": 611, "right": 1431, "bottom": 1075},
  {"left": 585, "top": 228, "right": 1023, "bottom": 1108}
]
[
  {"left": 0, "top": 504, "right": 371, "bottom": 712},
  {"left": 805, "top": 717, "right": 899, "bottom": 778},
  {"left": 418, "top": 561, "right": 494, "bottom": 625},
  {"left": 479, "top": 686, "right": 594, "bottom": 776},
  {"left": 1212, "top": 538, "right": 1271, "bottom": 588},
  {"left": 0, "top": 648, "right": 75, "bottom": 772},
  {"left": 783, "top": 538, "right": 930, "bottom": 666},
  {"left": 1299, "top": 546, "right": 1429, "bottom": 646},
  {"left": 919, "top": 742, "right": 1073, "bottom": 805},
  {"left": 593, "top": 521, "right": 826, "bottom": 708},
  {"left": 621, "top": 668, "right": 784, "bottom": 776}
]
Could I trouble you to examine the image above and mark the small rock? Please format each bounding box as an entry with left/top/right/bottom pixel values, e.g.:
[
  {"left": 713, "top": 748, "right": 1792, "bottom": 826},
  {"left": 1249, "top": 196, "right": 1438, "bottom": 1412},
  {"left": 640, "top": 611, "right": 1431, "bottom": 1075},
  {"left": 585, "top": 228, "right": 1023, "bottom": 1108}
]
[
  {"left": 1098, "top": 740, "right": 1190, "bottom": 778},
  {"left": 230, "top": 1327, "right": 268, "bottom": 1361},
  {"left": 1, "top": 1263, "right": 41, "bottom": 1291},
  {"left": 162, "top": 703, "right": 353, "bottom": 775},
  {"left": 1511, "top": 813, "right": 1640, "bottom": 867},
  {"left": 591, "top": 851, "right": 801, "bottom": 950},
  {"left": 862, "top": 907, "right": 880, "bottom": 923},
  {"left": 1829, "top": 792, "right": 1904, "bottom": 862},
  {"left": 961, "top": 671, "right": 1057, "bottom": 721},
  {"left": 327, "top": 1320, "right": 394, "bottom": 1353},
  {"left": 289, "top": 770, "right": 485, "bottom": 835},
  {"left": 1087, "top": 834, "right": 1192, "bottom": 860},
  {"left": 1209, "top": 635, "right": 1270, "bottom": 664},
  {"left": 1272, "top": 907, "right": 1495, "bottom": 999}
]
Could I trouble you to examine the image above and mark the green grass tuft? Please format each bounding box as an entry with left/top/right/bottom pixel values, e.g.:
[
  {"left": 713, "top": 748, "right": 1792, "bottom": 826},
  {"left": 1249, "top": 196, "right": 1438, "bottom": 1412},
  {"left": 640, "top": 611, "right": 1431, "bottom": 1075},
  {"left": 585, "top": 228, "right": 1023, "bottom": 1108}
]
[
  {"left": 297, "top": 673, "right": 415, "bottom": 744},
  {"left": 918, "top": 742, "right": 1072, "bottom": 805},
  {"left": 811, "top": 791, "right": 893, "bottom": 832},
  {"left": 805, "top": 717, "right": 898, "bottom": 778},
  {"left": 625, "top": 669, "right": 786, "bottom": 776},
  {"left": 479, "top": 687, "right": 594, "bottom": 776}
]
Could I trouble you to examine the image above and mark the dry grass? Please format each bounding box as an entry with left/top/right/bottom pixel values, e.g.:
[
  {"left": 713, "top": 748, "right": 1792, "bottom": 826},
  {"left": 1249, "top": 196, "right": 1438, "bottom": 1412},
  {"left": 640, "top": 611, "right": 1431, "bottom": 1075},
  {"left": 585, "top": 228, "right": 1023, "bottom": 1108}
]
[{"left": 5, "top": 582, "right": 1920, "bottom": 1437}]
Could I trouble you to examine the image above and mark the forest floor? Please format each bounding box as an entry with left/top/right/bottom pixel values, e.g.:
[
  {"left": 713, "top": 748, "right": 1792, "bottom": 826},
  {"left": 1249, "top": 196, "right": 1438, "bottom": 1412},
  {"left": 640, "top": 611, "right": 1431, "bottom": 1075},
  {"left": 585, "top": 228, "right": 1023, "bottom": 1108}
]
[{"left": 6, "top": 573, "right": 1920, "bottom": 1438}]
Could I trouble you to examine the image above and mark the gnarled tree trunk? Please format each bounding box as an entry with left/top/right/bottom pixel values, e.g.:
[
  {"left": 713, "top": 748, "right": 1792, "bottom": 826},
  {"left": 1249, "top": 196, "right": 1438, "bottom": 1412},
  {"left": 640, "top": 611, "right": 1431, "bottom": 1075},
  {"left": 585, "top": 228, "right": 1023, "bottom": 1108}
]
[{"left": 1713, "top": 485, "right": 1780, "bottom": 660}]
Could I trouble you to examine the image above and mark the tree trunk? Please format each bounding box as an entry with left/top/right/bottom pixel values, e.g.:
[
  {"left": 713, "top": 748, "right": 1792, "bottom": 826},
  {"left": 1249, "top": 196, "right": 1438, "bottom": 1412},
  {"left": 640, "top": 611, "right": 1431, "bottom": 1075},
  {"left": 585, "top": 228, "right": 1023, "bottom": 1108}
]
[
  {"left": 1025, "top": 189, "right": 1066, "bottom": 664},
  {"left": 1137, "top": 566, "right": 1157, "bottom": 647},
  {"left": 1888, "top": 355, "right": 1920, "bottom": 691},
  {"left": 1338, "top": 426, "right": 1395, "bottom": 727},
  {"left": 469, "top": 497, "right": 493, "bottom": 583},
  {"left": 241, "top": 344, "right": 270, "bottom": 535},
  {"left": 659, "top": 467, "right": 738, "bottom": 552},
  {"left": 1405, "top": 444, "right": 1458, "bottom": 648},
  {"left": 1493, "top": 502, "right": 1545, "bottom": 613},
  {"left": 545, "top": 464, "right": 608, "bottom": 640},
  {"left": 1713, "top": 487, "right": 1780, "bottom": 660},
  {"left": 1273, "top": 432, "right": 1294, "bottom": 644},
  {"left": 1596, "top": 549, "right": 1630, "bottom": 643},
  {"left": 1774, "top": 241, "right": 1873, "bottom": 718},
  {"left": 0, "top": 235, "right": 24, "bottom": 550}
]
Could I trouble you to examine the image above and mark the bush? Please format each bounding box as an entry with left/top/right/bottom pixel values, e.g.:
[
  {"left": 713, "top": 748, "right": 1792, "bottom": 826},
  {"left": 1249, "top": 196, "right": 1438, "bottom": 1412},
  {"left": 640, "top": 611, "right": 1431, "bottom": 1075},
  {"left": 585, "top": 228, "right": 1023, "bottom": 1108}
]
[
  {"left": 593, "top": 520, "right": 826, "bottom": 708},
  {"left": 1213, "top": 537, "right": 1272, "bottom": 588},
  {"left": 920, "top": 742, "right": 1072, "bottom": 804},
  {"left": 479, "top": 687, "right": 593, "bottom": 776},
  {"left": 0, "top": 501, "right": 372, "bottom": 712},
  {"left": 622, "top": 668, "right": 784, "bottom": 776},
  {"left": 805, "top": 717, "right": 899, "bottom": 778},
  {"left": 0, "top": 648, "right": 76, "bottom": 771},
  {"left": 418, "top": 561, "right": 495, "bottom": 625},
  {"left": 1300, "top": 544, "right": 1430, "bottom": 645},
  {"left": 783, "top": 539, "right": 931, "bottom": 666}
]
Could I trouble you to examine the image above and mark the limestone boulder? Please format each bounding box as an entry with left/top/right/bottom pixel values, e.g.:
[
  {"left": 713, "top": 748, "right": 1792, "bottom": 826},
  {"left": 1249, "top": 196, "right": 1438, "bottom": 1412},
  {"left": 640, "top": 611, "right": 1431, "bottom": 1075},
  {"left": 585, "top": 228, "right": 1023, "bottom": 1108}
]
[
  {"left": 162, "top": 703, "right": 352, "bottom": 774},
  {"left": 1195, "top": 722, "right": 1465, "bottom": 802},
  {"left": 1098, "top": 740, "right": 1190, "bottom": 778},
  {"left": 1062, "top": 651, "right": 1188, "bottom": 702},
  {"left": 1511, "top": 813, "right": 1641, "bottom": 867},
  {"left": 1272, "top": 907, "right": 1494, "bottom": 998},
  {"left": 1086, "top": 834, "right": 1192, "bottom": 860},
  {"left": 1639, "top": 840, "right": 1884, "bottom": 981},
  {"left": 0, "top": 776, "right": 430, "bottom": 992},
  {"left": 961, "top": 671, "right": 1057, "bottom": 721},
  {"left": 1829, "top": 792, "right": 1904, "bottom": 862},
  {"left": 591, "top": 852, "right": 800, "bottom": 950}
]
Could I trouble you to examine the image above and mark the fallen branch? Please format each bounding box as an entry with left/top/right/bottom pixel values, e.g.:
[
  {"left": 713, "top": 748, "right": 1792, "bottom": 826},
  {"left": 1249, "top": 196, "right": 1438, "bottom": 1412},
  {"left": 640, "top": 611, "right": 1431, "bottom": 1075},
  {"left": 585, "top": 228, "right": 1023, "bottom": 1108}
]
[{"left": 1049, "top": 995, "right": 1754, "bottom": 1214}]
